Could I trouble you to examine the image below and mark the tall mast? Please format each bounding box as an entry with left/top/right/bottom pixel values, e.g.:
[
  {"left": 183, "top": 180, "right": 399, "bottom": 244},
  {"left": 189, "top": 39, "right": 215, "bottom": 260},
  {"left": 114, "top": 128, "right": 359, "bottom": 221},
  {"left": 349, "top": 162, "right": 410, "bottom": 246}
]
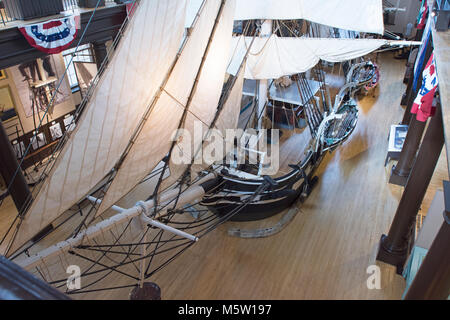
[{"left": 257, "top": 19, "right": 272, "bottom": 130}]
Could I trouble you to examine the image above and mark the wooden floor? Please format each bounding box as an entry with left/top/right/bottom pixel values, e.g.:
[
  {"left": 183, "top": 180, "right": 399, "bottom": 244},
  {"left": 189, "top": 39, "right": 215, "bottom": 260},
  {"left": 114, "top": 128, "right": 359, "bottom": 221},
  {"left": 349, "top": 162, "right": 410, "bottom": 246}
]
[
  {"left": 1, "top": 52, "right": 448, "bottom": 299},
  {"left": 146, "top": 53, "right": 446, "bottom": 300}
]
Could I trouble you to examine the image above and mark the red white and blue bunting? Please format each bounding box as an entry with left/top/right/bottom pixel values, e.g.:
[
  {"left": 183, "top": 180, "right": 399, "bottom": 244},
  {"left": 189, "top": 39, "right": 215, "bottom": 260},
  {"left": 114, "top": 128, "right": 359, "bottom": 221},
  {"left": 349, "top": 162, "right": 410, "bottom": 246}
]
[
  {"left": 19, "top": 15, "right": 81, "bottom": 54},
  {"left": 411, "top": 53, "right": 439, "bottom": 122}
]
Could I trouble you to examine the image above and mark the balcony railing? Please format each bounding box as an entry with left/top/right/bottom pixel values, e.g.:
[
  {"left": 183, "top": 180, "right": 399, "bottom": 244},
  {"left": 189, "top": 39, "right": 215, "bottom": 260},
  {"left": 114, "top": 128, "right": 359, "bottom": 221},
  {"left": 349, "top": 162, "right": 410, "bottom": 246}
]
[{"left": 0, "top": 0, "right": 117, "bottom": 26}]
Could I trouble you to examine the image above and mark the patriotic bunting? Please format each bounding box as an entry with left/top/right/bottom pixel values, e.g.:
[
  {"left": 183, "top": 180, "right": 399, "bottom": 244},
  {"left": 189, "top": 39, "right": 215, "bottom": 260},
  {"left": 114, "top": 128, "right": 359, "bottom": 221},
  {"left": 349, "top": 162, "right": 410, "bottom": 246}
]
[
  {"left": 411, "top": 53, "right": 439, "bottom": 122},
  {"left": 19, "top": 15, "right": 81, "bottom": 54}
]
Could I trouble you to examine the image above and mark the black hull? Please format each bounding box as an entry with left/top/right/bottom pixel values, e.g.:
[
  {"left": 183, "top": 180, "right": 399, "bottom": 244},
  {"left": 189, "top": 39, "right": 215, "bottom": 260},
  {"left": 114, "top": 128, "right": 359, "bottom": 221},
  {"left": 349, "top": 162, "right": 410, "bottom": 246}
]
[
  {"left": 201, "top": 151, "right": 322, "bottom": 222},
  {"left": 207, "top": 187, "right": 301, "bottom": 222}
]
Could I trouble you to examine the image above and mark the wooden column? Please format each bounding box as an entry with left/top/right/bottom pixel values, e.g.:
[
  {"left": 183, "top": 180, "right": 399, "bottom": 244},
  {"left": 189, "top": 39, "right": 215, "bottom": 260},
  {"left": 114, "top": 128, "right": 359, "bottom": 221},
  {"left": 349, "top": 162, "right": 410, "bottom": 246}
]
[
  {"left": 377, "top": 103, "right": 444, "bottom": 274},
  {"left": 391, "top": 39, "right": 434, "bottom": 186},
  {"left": 404, "top": 204, "right": 450, "bottom": 300},
  {"left": 389, "top": 117, "right": 427, "bottom": 186},
  {"left": 401, "top": 64, "right": 415, "bottom": 107},
  {"left": 0, "top": 120, "right": 31, "bottom": 215}
]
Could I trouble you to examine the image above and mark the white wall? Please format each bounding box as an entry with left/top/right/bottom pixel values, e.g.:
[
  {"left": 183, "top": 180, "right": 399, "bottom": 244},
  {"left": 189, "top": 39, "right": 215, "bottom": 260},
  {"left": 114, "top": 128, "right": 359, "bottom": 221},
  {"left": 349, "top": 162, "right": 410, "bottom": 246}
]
[{"left": 386, "top": 0, "right": 422, "bottom": 36}]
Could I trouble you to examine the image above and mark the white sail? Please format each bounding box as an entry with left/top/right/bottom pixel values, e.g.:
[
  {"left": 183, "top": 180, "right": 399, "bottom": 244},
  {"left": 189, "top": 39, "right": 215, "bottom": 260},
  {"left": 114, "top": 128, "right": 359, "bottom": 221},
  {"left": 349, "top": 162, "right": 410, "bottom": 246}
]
[
  {"left": 10, "top": 0, "right": 187, "bottom": 253},
  {"left": 161, "top": 0, "right": 238, "bottom": 191},
  {"left": 185, "top": 0, "right": 204, "bottom": 27},
  {"left": 171, "top": 51, "right": 246, "bottom": 185},
  {"left": 234, "top": 0, "right": 384, "bottom": 35},
  {"left": 97, "top": 0, "right": 235, "bottom": 215},
  {"left": 228, "top": 35, "right": 388, "bottom": 80},
  {"left": 205, "top": 62, "right": 245, "bottom": 166}
]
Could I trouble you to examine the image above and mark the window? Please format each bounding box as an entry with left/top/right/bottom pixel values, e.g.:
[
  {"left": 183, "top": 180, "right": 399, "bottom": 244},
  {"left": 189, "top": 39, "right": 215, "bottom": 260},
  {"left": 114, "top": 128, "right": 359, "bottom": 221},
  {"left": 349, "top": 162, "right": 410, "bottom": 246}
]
[{"left": 62, "top": 44, "right": 95, "bottom": 90}]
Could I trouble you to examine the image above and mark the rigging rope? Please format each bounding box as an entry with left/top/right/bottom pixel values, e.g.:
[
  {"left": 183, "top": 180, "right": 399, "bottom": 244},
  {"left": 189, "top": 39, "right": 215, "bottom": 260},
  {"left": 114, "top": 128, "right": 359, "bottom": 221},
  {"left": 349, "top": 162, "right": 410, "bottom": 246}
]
[{"left": 0, "top": 0, "right": 141, "bottom": 255}]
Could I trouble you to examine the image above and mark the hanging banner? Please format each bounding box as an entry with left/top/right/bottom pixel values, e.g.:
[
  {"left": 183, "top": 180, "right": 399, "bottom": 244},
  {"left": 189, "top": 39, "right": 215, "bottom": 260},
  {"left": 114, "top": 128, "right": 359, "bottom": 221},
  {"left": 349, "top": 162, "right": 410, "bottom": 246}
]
[
  {"left": 411, "top": 53, "right": 438, "bottom": 122},
  {"left": 73, "top": 61, "right": 97, "bottom": 97},
  {"left": 19, "top": 15, "right": 81, "bottom": 54},
  {"left": 417, "top": 0, "right": 429, "bottom": 30},
  {"left": 126, "top": 2, "right": 138, "bottom": 18}
]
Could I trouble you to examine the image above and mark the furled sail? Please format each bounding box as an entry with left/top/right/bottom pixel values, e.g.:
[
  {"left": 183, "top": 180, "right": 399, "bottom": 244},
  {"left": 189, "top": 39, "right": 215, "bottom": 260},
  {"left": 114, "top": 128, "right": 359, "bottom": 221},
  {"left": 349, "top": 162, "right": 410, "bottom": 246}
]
[
  {"left": 227, "top": 35, "right": 388, "bottom": 80},
  {"left": 10, "top": 0, "right": 187, "bottom": 253},
  {"left": 97, "top": 0, "right": 236, "bottom": 215},
  {"left": 234, "top": 0, "right": 384, "bottom": 35}
]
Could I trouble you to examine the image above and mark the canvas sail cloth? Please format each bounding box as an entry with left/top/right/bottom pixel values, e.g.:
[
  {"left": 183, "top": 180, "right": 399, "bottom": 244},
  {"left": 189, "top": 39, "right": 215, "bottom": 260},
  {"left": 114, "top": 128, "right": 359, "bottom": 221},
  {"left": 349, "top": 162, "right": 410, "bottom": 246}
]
[
  {"left": 97, "top": 0, "right": 236, "bottom": 215},
  {"left": 234, "top": 0, "right": 384, "bottom": 35},
  {"left": 228, "top": 35, "right": 387, "bottom": 80},
  {"left": 166, "top": 55, "right": 246, "bottom": 188},
  {"left": 10, "top": 0, "right": 187, "bottom": 253},
  {"left": 73, "top": 62, "right": 97, "bottom": 96},
  {"left": 204, "top": 64, "right": 245, "bottom": 167},
  {"left": 157, "top": 0, "right": 238, "bottom": 192}
]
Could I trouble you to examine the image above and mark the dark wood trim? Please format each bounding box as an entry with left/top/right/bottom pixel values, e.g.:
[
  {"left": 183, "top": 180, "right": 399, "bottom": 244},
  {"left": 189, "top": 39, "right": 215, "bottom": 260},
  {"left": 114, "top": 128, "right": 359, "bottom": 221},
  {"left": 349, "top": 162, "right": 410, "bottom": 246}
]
[
  {"left": 377, "top": 102, "right": 445, "bottom": 274},
  {"left": 0, "top": 119, "right": 31, "bottom": 215},
  {"left": 0, "top": 5, "right": 127, "bottom": 69},
  {"left": 404, "top": 189, "right": 450, "bottom": 300}
]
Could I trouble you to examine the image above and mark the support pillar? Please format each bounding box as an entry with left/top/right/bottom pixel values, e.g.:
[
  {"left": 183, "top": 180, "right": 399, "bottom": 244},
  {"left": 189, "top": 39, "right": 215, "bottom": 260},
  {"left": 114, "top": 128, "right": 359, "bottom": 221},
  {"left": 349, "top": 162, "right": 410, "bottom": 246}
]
[
  {"left": 389, "top": 116, "right": 426, "bottom": 186},
  {"left": 400, "top": 65, "right": 415, "bottom": 107},
  {"left": 0, "top": 120, "right": 31, "bottom": 215},
  {"left": 404, "top": 206, "right": 450, "bottom": 300},
  {"left": 92, "top": 39, "right": 109, "bottom": 70},
  {"left": 377, "top": 103, "right": 444, "bottom": 274},
  {"left": 257, "top": 20, "right": 272, "bottom": 130}
]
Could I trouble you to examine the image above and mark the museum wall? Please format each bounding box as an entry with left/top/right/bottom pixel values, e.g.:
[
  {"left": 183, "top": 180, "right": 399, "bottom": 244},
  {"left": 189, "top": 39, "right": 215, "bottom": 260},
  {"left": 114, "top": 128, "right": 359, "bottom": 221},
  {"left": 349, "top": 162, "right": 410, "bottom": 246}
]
[
  {"left": 387, "top": 0, "right": 422, "bottom": 36},
  {"left": 1, "top": 54, "right": 77, "bottom": 138}
]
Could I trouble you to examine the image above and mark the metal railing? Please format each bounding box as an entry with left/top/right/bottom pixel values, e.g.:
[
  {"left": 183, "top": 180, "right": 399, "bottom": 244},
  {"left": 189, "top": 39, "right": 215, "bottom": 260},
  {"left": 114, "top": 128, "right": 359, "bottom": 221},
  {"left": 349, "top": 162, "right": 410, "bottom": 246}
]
[{"left": 0, "top": 0, "right": 117, "bottom": 26}]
